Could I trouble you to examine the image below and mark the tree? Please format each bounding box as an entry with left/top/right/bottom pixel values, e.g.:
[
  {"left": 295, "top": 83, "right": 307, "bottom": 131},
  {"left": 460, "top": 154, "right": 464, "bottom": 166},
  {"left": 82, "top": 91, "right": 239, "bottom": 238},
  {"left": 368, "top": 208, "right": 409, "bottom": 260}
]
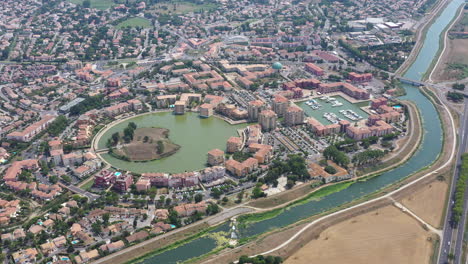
[
  {"left": 324, "top": 165, "right": 337, "bottom": 174},
  {"left": 156, "top": 140, "right": 165, "bottom": 154},
  {"left": 447, "top": 91, "right": 464, "bottom": 102},
  {"left": 49, "top": 175, "right": 59, "bottom": 184},
  {"left": 61, "top": 175, "right": 72, "bottom": 184},
  {"left": 123, "top": 127, "right": 135, "bottom": 142},
  {"left": 103, "top": 213, "right": 110, "bottom": 226},
  {"left": 236, "top": 190, "right": 244, "bottom": 204},
  {"left": 91, "top": 221, "right": 102, "bottom": 235},
  {"left": 168, "top": 209, "right": 181, "bottom": 228},
  {"left": 323, "top": 145, "right": 349, "bottom": 167},
  {"left": 210, "top": 188, "right": 222, "bottom": 199},
  {"left": 352, "top": 149, "right": 385, "bottom": 167},
  {"left": 252, "top": 183, "right": 266, "bottom": 198},
  {"left": 194, "top": 193, "right": 203, "bottom": 203},
  {"left": 206, "top": 203, "right": 220, "bottom": 215},
  {"left": 47, "top": 116, "right": 68, "bottom": 137},
  {"left": 112, "top": 132, "right": 120, "bottom": 145},
  {"left": 82, "top": 0, "right": 91, "bottom": 8},
  {"left": 143, "top": 136, "right": 149, "bottom": 143},
  {"left": 452, "top": 83, "right": 465, "bottom": 90},
  {"left": 158, "top": 195, "right": 165, "bottom": 205},
  {"left": 129, "top": 122, "right": 137, "bottom": 130}
]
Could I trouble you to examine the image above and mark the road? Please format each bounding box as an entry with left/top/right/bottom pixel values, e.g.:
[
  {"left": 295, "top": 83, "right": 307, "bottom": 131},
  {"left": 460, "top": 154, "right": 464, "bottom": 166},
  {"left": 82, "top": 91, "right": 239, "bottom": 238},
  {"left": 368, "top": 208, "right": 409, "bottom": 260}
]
[
  {"left": 438, "top": 99, "right": 468, "bottom": 264},
  {"left": 59, "top": 183, "right": 100, "bottom": 201}
]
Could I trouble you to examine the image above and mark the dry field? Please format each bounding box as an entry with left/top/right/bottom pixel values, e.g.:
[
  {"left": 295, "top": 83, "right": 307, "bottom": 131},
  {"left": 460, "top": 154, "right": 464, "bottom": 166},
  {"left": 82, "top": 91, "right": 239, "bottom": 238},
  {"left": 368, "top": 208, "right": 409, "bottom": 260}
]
[
  {"left": 285, "top": 205, "right": 435, "bottom": 264},
  {"left": 400, "top": 178, "right": 448, "bottom": 228},
  {"left": 434, "top": 11, "right": 468, "bottom": 81}
]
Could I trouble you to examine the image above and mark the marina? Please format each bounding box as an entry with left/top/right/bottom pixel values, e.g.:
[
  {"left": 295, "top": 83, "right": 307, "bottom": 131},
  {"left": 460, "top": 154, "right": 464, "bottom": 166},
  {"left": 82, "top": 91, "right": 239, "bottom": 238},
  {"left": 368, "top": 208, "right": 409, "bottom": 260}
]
[{"left": 297, "top": 95, "right": 369, "bottom": 125}]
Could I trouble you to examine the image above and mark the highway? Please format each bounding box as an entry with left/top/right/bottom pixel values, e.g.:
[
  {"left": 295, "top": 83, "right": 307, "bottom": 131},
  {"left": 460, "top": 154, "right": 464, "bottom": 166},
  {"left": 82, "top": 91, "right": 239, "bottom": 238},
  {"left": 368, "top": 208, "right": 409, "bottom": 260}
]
[{"left": 439, "top": 98, "right": 468, "bottom": 264}]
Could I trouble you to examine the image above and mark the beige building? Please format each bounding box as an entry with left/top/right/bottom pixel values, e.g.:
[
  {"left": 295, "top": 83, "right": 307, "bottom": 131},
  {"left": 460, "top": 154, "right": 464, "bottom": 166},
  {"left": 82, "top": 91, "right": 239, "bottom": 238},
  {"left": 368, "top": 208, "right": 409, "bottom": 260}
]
[
  {"left": 174, "top": 101, "right": 185, "bottom": 115},
  {"left": 284, "top": 106, "right": 304, "bottom": 126},
  {"left": 199, "top": 103, "right": 214, "bottom": 117},
  {"left": 272, "top": 94, "right": 289, "bottom": 117},
  {"left": 258, "top": 110, "right": 277, "bottom": 131},
  {"left": 247, "top": 100, "right": 265, "bottom": 121},
  {"left": 207, "top": 149, "right": 225, "bottom": 166},
  {"left": 226, "top": 137, "right": 243, "bottom": 153}
]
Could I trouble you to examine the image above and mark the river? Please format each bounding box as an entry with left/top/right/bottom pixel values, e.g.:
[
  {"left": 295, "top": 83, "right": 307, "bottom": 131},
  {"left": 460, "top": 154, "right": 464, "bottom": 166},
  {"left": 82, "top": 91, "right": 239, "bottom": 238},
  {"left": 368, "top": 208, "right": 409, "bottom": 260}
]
[{"left": 135, "top": 0, "right": 465, "bottom": 262}]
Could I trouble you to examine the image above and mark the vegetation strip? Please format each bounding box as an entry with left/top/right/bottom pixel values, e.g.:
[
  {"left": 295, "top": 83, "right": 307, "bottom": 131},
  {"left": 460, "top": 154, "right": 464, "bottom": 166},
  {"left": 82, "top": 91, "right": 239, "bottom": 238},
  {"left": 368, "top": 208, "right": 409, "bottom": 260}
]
[
  {"left": 451, "top": 153, "right": 468, "bottom": 224},
  {"left": 125, "top": 224, "right": 221, "bottom": 264},
  {"left": 238, "top": 181, "right": 354, "bottom": 224}
]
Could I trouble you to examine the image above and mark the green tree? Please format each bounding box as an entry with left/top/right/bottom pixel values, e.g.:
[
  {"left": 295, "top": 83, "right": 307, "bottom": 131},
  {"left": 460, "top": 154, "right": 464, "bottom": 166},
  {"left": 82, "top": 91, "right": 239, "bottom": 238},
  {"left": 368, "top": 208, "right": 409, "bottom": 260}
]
[
  {"left": 112, "top": 132, "right": 120, "bottom": 145},
  {"left": 82, "top": 0, "right": 91, "bottom": 8},
  {"left": 156, "top": 140, "right": 165, "bottom": 154},
  {"left": 252, "top": 183, "right": 266, "bottom": 198},
  {"left": 194, "top": 193, "right": 203, "bottom": 203},
  {"left": 324, "top": 165, "right": 337, "bottom": 174}
]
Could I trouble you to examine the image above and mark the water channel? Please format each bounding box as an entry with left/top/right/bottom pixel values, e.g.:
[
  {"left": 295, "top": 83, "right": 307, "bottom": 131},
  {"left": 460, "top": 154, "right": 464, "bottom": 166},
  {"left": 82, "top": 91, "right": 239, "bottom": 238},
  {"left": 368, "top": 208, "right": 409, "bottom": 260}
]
[{"left": 134, "top": 0, "right": 465, "bottom": 262}]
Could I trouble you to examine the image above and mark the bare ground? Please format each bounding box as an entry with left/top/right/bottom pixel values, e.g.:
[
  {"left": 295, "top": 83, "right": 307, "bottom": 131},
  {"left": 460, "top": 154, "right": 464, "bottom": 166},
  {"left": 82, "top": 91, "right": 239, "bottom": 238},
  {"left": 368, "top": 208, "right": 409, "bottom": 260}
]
[
  {"left": 285, "top": 206, "right": 435, "bottom": 264},
  {"left": 433, "top": 38, "right": 468, "bottom": 81},
  {"left": 432, "top": 10, "right": 468, "bottom": 82},
  {"left": 400, "top": 177, "right": 449, "bottom": 228}
]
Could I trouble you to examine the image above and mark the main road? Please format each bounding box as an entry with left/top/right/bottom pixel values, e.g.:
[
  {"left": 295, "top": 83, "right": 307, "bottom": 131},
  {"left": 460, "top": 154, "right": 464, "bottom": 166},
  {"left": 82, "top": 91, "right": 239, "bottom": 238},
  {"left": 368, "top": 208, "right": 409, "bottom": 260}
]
[{"left": 439, "top": 99, "right": 468, "bottom": 264}]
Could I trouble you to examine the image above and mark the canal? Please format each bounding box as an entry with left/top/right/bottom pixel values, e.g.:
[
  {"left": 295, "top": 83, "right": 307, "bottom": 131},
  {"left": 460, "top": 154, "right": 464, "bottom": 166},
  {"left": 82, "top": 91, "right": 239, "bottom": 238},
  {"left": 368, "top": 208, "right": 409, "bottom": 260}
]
[{"left": 134, "top": 0, "right": 465, "bottom": 262}]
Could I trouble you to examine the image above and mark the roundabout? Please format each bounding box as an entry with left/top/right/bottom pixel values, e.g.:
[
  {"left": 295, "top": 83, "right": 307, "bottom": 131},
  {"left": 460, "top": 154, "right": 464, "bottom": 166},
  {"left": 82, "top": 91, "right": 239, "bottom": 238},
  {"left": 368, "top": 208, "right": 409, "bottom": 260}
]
[{"left": 94, "top": 111, "right": 246, "bottom": 174}]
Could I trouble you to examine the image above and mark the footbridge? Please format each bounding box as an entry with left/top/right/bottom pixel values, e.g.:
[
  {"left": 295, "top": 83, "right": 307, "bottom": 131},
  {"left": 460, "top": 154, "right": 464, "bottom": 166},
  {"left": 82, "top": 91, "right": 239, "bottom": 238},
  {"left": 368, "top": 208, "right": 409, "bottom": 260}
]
[{"left": 395, "top": 75, "right": 468, "bottom": 97}]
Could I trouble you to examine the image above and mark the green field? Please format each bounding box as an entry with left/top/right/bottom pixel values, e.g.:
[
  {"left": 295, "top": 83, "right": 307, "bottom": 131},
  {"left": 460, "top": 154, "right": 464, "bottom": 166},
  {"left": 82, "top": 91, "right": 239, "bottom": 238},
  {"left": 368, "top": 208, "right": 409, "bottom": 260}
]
[
  {"left": 116, "top": 17, "right": 152, "bottom": 29},
  {"left": 68, "top": 0, "right": 114, "bottom": 10},
  {"left": 151, "top": 1, "right": 218, "bottom": 14}
]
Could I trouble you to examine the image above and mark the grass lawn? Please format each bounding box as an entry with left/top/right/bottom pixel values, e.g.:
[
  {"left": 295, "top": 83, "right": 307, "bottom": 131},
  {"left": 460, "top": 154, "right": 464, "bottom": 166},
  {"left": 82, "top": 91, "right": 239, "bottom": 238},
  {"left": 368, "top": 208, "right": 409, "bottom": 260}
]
[
  {"left": 68, "top": 0, "right": 114, "bottom": 10},
  {"left": 151, "top": 1, "right": 218, "bottom": 14},
  {"left": 80, "top": 179, "right": 95, "bottom": 191},
  {"left": 116, "top": 17, "right": 152, "bottom": 29}
]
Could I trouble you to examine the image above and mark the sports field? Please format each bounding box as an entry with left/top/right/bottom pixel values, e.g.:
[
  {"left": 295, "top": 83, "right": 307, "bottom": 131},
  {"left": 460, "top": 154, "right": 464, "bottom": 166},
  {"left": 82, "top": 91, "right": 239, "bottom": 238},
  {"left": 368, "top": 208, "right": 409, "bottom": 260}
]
[
  {"left": 69, "top": 0, "right": 114, "bottom": 10},
  {"left": 116, "top": 17, "right": 152, "bottom": 29}
]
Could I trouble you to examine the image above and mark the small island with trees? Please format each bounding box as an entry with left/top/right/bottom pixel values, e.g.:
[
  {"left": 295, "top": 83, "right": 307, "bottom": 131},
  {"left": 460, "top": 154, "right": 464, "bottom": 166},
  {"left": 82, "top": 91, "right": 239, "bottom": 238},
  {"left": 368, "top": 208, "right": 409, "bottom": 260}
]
[{"left": 107, "top": 122, "right": 180, "bottom": 162}]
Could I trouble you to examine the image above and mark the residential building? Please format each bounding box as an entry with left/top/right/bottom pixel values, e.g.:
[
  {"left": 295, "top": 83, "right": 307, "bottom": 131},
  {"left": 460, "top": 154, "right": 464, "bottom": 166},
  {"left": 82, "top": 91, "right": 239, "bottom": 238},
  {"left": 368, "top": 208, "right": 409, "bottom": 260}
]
[
  {"left": 258, "top": 110, "right": 277, "bottom": 131},
  {"left": 226, "top": 136, "right": 243, "bottom": 153},
  {"left": 207, "top": 149, "right": 225, "bottom": 166},
  {"left": 247, "top": 100, "right": 265, "bottom": 121},
  {"left": 284, "top": 106, "right": 304, "bottom": 126}
]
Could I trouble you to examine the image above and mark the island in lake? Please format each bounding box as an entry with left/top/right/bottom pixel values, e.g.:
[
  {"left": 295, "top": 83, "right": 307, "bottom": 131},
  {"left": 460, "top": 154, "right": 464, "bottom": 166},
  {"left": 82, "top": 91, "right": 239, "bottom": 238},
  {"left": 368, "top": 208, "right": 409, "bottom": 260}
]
[{"left": 109, "top": 124, "right": 180, "bottom": 162}]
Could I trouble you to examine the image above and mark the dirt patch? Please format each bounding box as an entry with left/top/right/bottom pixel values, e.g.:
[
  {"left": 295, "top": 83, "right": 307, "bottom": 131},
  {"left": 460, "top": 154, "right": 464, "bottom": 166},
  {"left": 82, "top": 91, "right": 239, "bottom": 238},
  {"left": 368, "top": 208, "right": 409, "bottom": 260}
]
[
  {"left": 433, "top": 10, "right": 468, "bottom": 82},
  {"left": 285, "top": 206, "right": 434, "bottom": 264},
  {"left": 400, "top": 178, "right": 448, "bottom": 228},
  {"left": 435, "top": 38, "right": 468, "bottom": 81},
  {"left": 113, "top": 127, "right": 180, "bottom": 161}
]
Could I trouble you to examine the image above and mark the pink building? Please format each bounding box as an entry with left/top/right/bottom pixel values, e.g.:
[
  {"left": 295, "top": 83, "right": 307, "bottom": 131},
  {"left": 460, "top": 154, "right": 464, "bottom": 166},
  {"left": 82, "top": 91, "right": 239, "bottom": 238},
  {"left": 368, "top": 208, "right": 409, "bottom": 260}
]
[
  {"left": 348, "top": 72, "right": 372, "bottom": 83},
  {"left": 305, "top": 63, "right": 324, "bottom": 76}
]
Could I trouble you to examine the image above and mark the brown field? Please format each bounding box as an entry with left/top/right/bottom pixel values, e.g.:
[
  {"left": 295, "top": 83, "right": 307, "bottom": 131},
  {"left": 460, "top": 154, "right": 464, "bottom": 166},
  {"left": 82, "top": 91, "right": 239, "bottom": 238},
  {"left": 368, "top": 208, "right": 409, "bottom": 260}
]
[
  {"left": 114, "top": 127, "right": 180, "bottom": 161},
  {"left": 285, "top": 206, "right": 435, "bottom": 264},
  {"left": 400, "top": 178, "right": 448, "bottom": 228},
  {"left": 434, "top": 11, "right": 468, "bottom": 81}
]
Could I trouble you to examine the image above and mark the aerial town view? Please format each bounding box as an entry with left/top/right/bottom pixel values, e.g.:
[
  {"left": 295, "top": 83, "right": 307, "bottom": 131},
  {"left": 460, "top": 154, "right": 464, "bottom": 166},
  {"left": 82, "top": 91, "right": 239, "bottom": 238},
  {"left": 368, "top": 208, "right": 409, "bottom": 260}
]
[{"left": 0, "top": 0, "right": 467, "bottom": 263}]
